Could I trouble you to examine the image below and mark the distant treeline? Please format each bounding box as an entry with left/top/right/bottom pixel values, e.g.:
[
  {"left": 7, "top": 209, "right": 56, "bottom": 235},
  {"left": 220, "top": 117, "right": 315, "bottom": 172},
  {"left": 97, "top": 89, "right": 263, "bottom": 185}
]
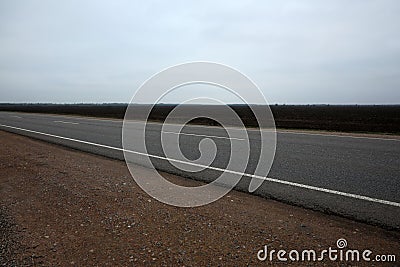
[{"left": 1, "top": 103, "right": 399, "bottom": 134}]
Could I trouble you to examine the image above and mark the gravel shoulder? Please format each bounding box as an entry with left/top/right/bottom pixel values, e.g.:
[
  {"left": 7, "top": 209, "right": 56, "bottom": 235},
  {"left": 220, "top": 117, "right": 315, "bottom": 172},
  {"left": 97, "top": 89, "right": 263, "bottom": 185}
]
[{"left": 0, "top": 130, "right": 399, "bottom": 266}]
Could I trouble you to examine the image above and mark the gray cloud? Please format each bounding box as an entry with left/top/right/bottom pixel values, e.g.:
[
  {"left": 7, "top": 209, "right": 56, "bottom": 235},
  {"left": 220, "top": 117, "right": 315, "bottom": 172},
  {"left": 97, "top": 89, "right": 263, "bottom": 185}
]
[{"left": 0, "top": 0, "right": 399, "bottom": 103}]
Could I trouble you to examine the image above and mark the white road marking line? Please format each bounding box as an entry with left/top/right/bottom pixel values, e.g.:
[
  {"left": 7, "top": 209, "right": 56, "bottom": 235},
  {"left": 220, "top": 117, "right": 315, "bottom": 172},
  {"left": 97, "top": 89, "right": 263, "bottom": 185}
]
[
  {"left": 278, "top": 131, "right": 400, "bottom": 142},
  {"left": 20, "top": 112, "right": 121, "bottom": 123},
  {"left": 10, "top": 115, "right": 22, "bottom": 119},
  {"left": 125, "top": 120, "right": 400, "bottom": 142},
  {"left": 1, "top": 123, "right": 399, "bottom": 208},
  {"left": 53, "top": 120, "right": 79, "bottom": 125},
  {"left": 2, "top": 112, "right": 120, "bottom": 123},
  {"left": 161, "top": 130, "right": 246, "bottom": 141},
  {"left": 50, "top": 115, "right": 120, "bottom": 123}
]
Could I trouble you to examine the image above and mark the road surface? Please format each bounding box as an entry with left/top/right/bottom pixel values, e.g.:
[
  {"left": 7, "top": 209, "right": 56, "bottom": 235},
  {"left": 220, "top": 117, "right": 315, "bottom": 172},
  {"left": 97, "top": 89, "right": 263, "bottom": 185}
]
[{"left": 0, "top": 111, "right": 399, "bottom": 229}]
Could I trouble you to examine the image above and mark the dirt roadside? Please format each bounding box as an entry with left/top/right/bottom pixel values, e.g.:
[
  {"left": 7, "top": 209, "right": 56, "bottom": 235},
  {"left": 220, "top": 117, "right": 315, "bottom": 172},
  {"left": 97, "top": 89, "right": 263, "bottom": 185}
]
[{"left": 0, "top": 130, "right": 399, "bottom": 266}]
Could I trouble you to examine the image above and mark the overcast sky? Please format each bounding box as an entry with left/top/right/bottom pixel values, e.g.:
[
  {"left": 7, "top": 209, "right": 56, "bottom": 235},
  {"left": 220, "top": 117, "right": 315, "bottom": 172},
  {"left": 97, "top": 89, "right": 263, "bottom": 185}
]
[{"left": 0, "top": 0, "right": 399, "bottom": 104}]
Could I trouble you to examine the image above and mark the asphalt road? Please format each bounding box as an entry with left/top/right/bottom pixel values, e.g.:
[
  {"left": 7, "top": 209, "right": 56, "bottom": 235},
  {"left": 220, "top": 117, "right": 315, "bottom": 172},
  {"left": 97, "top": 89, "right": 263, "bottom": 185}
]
[{"left": 0, "top": 111, "right": 399, "bottom": 229}]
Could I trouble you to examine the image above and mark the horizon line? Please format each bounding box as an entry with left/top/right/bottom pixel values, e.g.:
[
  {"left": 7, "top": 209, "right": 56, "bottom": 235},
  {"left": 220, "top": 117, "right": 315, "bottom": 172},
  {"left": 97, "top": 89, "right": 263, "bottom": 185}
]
[{"left": 1, "top": 102, "right": 400, "bottom": 106}]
